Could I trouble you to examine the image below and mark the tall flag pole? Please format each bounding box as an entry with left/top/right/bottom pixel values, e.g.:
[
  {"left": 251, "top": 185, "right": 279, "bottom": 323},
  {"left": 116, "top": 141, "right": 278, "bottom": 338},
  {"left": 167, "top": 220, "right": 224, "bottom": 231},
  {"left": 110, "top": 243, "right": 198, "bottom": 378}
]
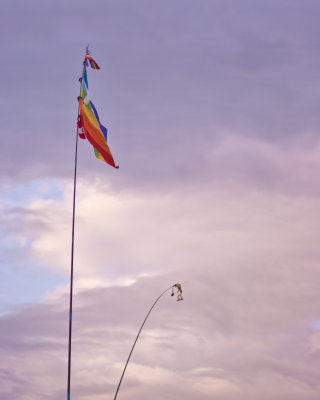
[{"left": 67, "top": 46, "right": 118, "bottom": 400}]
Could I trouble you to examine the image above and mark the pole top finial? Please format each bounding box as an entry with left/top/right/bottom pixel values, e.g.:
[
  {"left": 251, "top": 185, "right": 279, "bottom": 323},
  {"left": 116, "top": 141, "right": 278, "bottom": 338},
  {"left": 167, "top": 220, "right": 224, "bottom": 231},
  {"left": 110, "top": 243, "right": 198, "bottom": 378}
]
[{"left": 86, "top": 44, "right": 90, "bottom": 55}]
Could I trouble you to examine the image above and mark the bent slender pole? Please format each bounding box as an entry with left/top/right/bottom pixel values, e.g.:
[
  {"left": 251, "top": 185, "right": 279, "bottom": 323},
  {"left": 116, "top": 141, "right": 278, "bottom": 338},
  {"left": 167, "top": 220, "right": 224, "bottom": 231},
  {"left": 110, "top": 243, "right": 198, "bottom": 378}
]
[{"left": 113, "top": 285, "right": 175, "bottom": 400}]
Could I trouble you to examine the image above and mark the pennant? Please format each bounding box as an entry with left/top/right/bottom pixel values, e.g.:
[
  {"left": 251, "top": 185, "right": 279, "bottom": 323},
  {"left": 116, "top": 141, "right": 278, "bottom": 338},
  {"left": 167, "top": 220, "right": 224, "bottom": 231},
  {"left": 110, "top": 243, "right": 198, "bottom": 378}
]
[{"left": 85, "top": 54, "right": 100, "bottom": 70}]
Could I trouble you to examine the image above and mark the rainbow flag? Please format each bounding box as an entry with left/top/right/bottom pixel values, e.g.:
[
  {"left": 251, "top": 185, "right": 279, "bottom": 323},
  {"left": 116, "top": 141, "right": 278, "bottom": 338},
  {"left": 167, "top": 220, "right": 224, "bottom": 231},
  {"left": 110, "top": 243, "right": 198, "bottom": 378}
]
[{"left": 78, "top": 56, "right": 118, "bottom": 169}]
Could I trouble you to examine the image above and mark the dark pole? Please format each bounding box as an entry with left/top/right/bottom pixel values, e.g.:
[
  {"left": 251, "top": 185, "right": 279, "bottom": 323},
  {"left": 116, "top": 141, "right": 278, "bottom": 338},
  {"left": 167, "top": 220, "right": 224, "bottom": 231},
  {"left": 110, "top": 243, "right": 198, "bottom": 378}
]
[
  {"left": 113, "top": 285, "right": 175, "bottom": 400},
  {"left": 67, "top": 52, "right": 86, "bottom": 400}
]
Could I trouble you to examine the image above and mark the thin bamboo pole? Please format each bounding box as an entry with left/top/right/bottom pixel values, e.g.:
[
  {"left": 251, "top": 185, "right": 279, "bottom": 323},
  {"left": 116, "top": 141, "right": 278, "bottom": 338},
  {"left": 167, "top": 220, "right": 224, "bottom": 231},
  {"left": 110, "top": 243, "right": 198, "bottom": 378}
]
[{"left": 113, "top": 285, "right": 176, "bottom": 400}]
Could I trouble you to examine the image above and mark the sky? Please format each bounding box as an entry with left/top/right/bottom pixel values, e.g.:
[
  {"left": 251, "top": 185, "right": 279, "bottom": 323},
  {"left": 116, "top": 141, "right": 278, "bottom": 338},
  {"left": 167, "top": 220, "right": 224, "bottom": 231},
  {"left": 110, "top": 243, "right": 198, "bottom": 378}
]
[{"left": 1, "top": 0, "right": 320, "bottom": 399}]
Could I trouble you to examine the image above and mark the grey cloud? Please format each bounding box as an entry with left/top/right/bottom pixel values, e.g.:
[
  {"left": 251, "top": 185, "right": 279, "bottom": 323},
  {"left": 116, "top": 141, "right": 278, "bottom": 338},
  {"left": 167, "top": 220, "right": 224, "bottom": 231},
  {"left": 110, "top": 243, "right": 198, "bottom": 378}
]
[{"left": 1, "top": 0, "right": 320, "bottom": 192}]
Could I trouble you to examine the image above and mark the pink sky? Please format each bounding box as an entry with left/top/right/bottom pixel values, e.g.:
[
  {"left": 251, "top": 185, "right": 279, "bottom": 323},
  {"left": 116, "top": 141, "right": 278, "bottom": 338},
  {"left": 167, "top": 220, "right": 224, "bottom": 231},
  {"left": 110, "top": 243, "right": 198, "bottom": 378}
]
[{"left": 1, "top": 1, "right": 320, "bottom": 399}]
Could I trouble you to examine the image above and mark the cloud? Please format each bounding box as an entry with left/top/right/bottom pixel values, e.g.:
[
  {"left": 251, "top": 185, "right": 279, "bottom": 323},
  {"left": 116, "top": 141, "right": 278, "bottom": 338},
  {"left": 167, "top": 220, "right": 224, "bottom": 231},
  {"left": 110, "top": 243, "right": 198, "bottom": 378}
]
[
  {"left": 2, "top": 158, "right": 320, "bottom": 291},
  {"left": 1, "top": 1, "right": 320, "bottom": 399},
  {"left": 1, "top": 262, "right": 320, "bottom": 400},
  {"left": 1, "top": 172, "right": 320, "bottom": 398},
  {"left": 1, "top": 0, "right": 320, "bottom": 187}
]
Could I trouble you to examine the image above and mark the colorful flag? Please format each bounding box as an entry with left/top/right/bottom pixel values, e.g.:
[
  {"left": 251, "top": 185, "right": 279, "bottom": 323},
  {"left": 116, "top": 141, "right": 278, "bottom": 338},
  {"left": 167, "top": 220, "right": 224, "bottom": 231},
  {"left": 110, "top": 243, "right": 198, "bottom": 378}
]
[{"left": 78, "top": 56, "right": 119, "bottom": 169}]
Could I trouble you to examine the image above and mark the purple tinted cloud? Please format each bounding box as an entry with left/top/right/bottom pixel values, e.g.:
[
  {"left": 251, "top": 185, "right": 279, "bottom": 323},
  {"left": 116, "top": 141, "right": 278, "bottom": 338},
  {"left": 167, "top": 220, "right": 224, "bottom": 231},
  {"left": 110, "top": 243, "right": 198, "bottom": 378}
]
[
  {"left": 1, "top": 0, "right": 320, "bottom": 190},
  {"left": 1, "top": 268, "right": 320, "bottom": 399},
  {"left": 1, "top": 1, "right": 320, "bottom": 399}
]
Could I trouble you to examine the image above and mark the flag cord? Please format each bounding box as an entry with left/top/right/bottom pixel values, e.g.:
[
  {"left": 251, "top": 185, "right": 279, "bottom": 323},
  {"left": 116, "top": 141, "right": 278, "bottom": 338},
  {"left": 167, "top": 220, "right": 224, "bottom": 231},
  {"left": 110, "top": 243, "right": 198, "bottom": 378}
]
[
  {"left": 67, "top": 57, "right": 85, "bottom": 400},
  {"left": 113, "top": 285, "right": 175, "bottom": 400}
]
